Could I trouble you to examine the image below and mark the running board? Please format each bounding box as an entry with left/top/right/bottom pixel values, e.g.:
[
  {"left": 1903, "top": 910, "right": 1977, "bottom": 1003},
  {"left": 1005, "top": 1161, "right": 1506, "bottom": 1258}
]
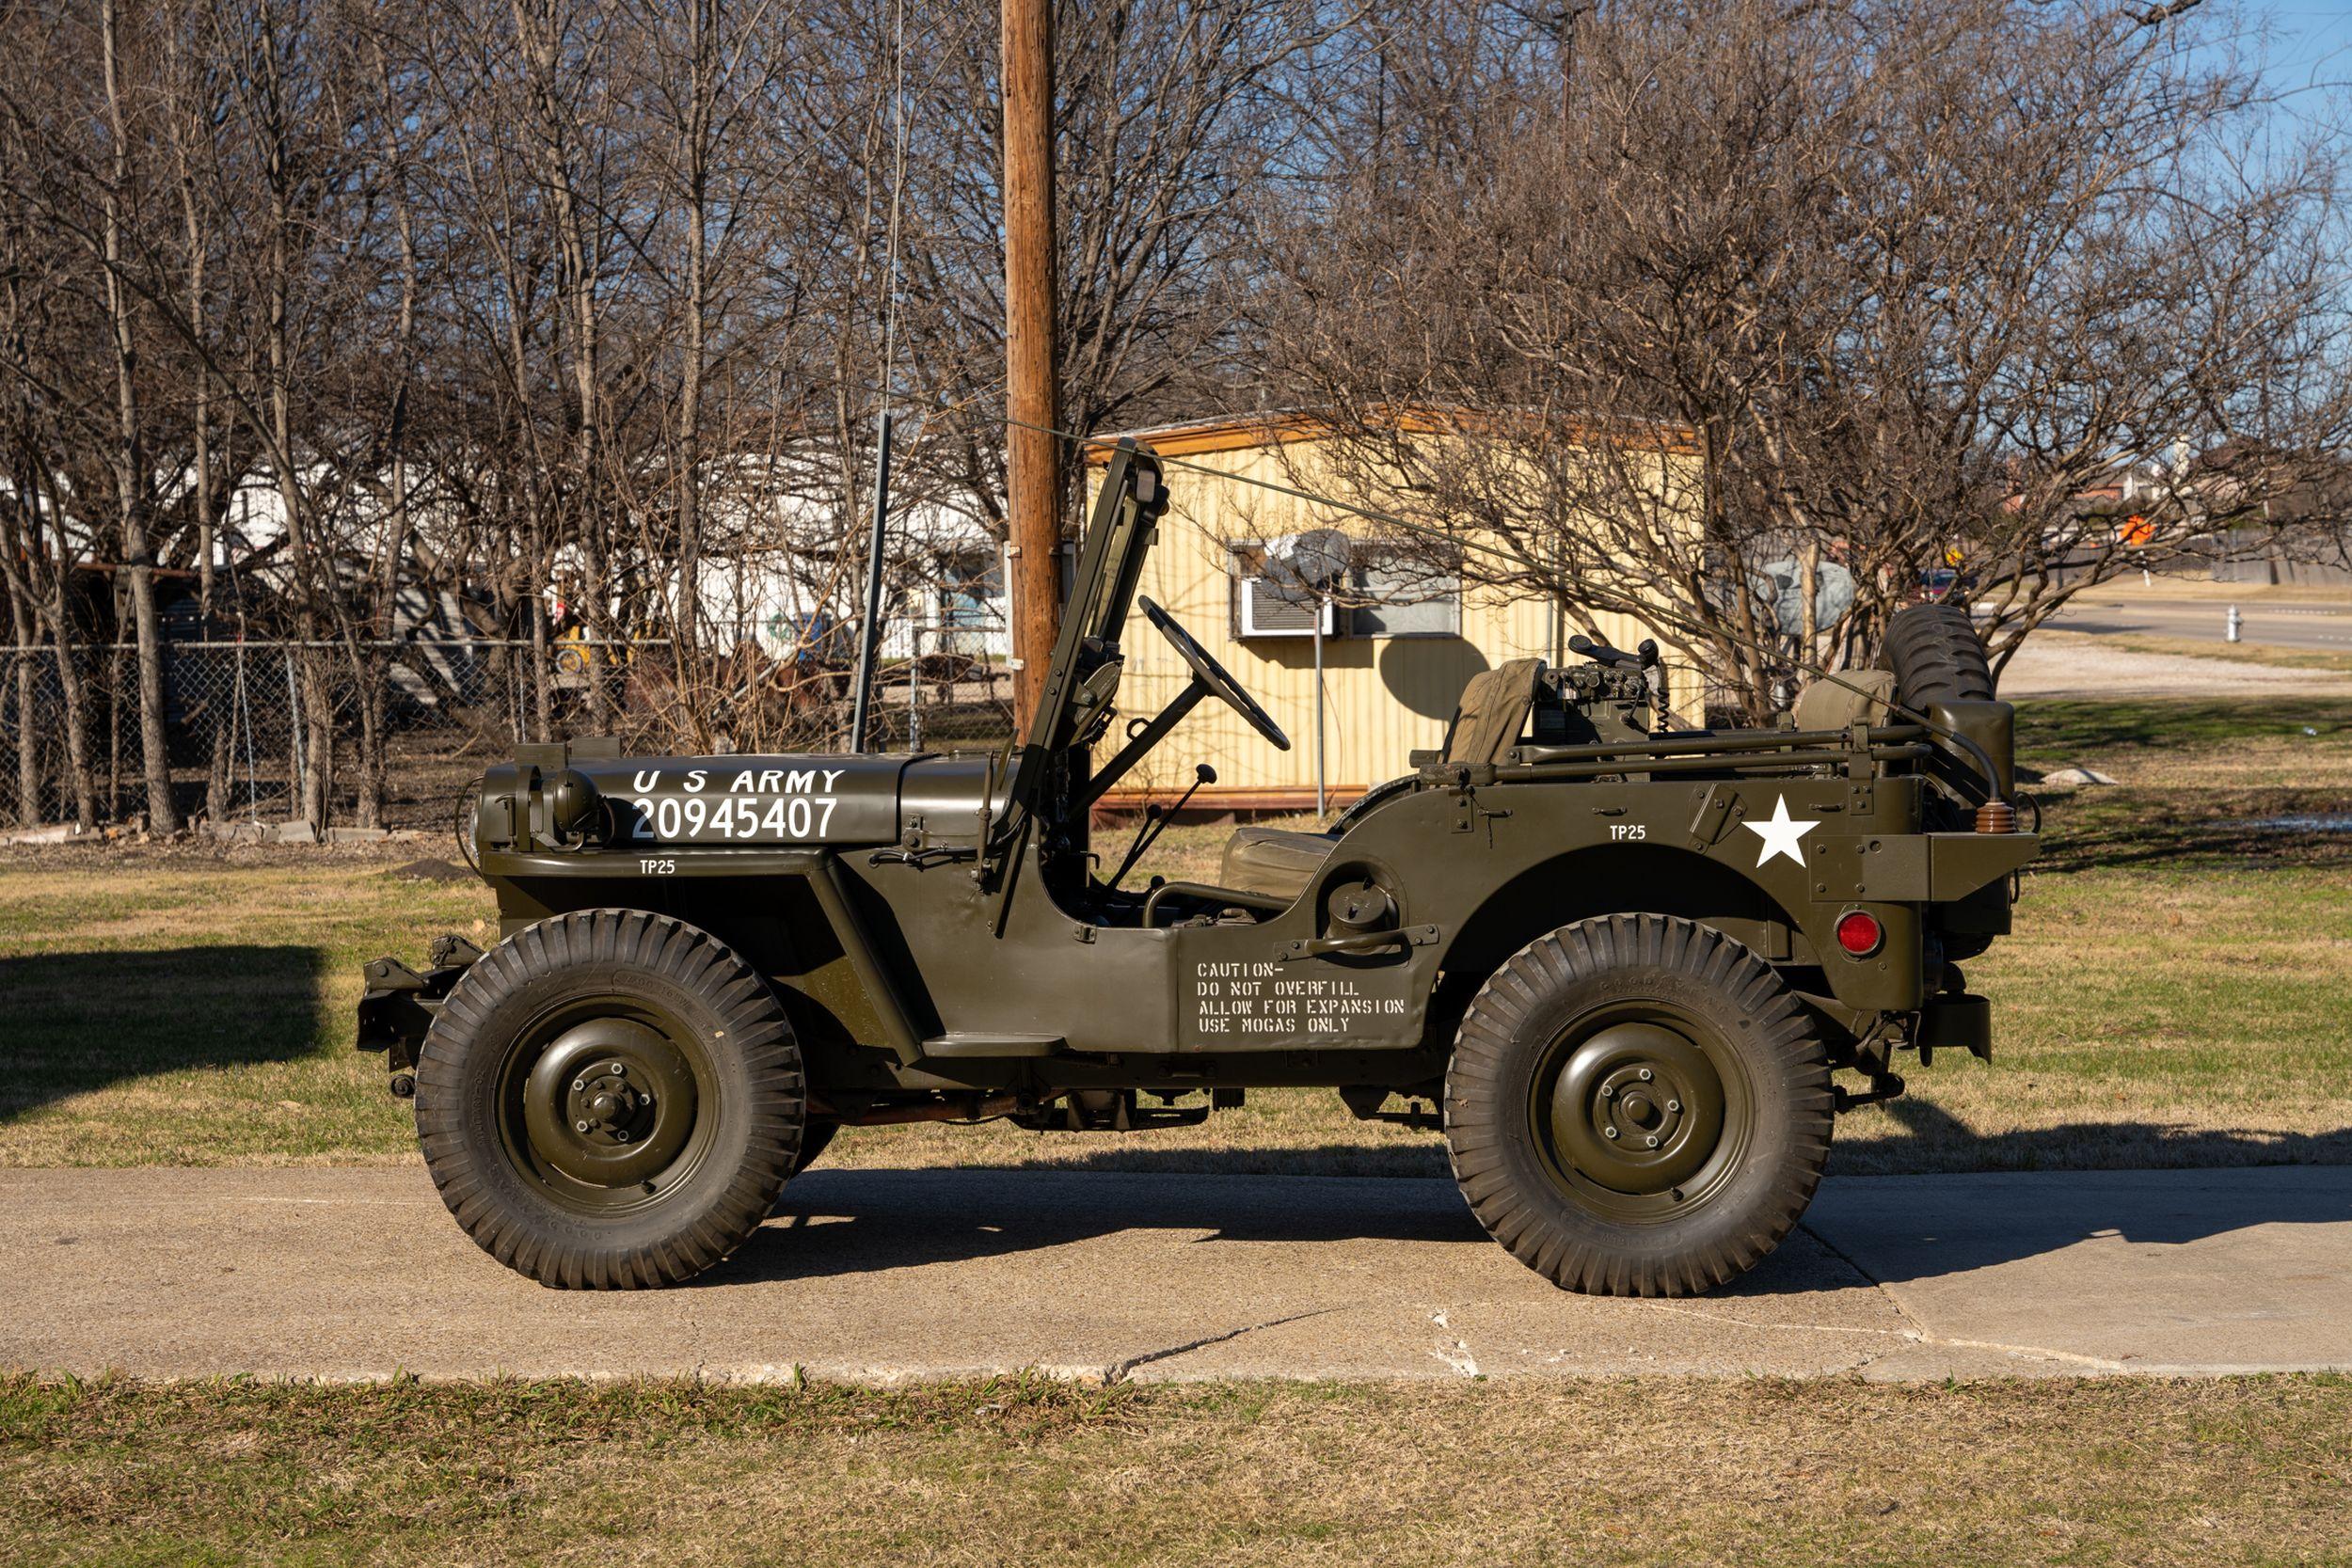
[{"left": 921, "top": 1033, "right": 1067, "bottom": 1058}]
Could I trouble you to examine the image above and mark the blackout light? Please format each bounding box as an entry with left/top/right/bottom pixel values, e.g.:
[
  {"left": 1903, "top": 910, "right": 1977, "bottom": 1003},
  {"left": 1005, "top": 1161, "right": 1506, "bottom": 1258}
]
[{"left": 1835, "top": 910, "right": 1883, "bottom": 958}]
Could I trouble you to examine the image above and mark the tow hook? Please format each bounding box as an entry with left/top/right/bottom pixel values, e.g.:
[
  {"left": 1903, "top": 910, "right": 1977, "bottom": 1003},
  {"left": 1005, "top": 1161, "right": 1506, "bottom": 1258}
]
[{"left": 1833, "top": 1072, "right": 1904, "bottom": 1114}]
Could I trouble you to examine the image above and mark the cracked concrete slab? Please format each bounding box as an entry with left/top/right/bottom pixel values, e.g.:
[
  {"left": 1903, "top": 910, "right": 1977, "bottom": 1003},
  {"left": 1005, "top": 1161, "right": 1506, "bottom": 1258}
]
[
  {"left": 1, "top": 1164, "right": 2344, "bottom": 1383},
  {"left": 1807, "top": 1166, "right": 2352, "bottom": 1377}
]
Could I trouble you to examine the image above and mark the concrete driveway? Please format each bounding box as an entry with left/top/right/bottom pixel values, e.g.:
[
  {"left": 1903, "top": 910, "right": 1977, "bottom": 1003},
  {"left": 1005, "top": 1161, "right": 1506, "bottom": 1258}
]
[
  {"left": 2053, "top": 594, "right": 2352, "bottom": 654},
  {"left": 5, "top": 1164, "right": 2347, "bottom": 1384}
]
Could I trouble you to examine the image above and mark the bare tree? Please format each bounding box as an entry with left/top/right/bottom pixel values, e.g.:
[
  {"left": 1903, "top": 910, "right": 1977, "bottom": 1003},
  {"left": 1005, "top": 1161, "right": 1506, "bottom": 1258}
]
[
  {"left": 1263, "top": 0, "right": 2352, "bottom": 718},
  {"left": 858, "top": 0, "right": 1337, "bottom": 532},
  {"left": 97, "top": 0, "right": 182, "bottom": 829}
]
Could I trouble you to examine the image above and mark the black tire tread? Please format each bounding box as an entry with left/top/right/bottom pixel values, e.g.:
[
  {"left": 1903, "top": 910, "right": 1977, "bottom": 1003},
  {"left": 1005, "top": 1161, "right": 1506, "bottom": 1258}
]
[
  {"left": 415, "top": 909, "right": 803, "bottom": 1290},
  {"left": 1880, "top": 603, "right": 1994, "bottom": 705},
  {"left": 1446, "top": 914, "right": 1833, "bottom": 1297},
  {"left": 791, "top": 1118, "right": 839, "bottom": 1176}
]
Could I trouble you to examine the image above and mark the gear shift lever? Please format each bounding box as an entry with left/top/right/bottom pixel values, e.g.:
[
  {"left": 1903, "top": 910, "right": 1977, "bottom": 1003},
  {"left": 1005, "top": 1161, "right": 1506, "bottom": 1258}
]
[{"left": 1107, "top": 764, "right": 1216, "bottom": 891}]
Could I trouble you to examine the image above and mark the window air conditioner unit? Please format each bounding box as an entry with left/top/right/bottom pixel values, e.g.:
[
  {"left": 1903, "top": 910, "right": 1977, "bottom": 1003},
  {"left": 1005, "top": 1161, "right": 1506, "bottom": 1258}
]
[{"left": 1238, "top": 577, "right": 1332, "bottom": 638}]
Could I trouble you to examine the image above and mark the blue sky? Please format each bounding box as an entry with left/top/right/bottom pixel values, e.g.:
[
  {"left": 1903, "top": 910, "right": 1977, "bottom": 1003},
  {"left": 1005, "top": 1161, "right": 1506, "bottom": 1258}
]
[{"left": 2240, "top": 0, "right": 2351, "bottom": 102}]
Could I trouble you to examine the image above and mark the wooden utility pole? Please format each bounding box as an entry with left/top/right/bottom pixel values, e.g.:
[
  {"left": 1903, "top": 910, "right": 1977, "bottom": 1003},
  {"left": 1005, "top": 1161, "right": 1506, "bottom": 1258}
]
[{"left": 1002, "top": 0, "right": 1059, "bottom": 732}]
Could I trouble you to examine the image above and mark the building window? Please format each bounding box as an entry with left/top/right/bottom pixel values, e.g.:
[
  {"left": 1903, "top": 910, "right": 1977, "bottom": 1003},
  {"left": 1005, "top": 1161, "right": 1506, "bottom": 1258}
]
[
  {"left": 1227, "top": 542, "right": 1462, "bottom": 640},
  {"left": 1347, "top": 545, "right": 1461, "bottom": 639}
]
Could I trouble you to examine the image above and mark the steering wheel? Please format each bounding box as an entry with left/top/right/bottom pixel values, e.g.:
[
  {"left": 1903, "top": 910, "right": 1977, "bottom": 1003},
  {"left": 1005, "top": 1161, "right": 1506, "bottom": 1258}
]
[{"left": 1138, "top": 595, "right": 1291, "bottom": 751}]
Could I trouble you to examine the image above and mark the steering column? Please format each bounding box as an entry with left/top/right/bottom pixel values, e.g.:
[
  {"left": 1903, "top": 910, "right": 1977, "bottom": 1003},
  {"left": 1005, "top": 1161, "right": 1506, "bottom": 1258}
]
[{"left": 1073, "top": 595, "right": 1290, "bottom": 813}]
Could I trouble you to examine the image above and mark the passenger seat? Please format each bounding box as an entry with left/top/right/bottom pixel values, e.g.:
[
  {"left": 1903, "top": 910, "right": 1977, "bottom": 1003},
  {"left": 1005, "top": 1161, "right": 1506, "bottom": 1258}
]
[{"left": 1215, "top": 658, "right": 1547, "bottom": 905}]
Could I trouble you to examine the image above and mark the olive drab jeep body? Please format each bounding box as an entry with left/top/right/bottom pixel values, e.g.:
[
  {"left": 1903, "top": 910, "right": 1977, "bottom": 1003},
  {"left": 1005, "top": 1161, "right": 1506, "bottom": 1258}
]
[{"left": 360, "top": 442, "right": 2037, "bottom": 1296}]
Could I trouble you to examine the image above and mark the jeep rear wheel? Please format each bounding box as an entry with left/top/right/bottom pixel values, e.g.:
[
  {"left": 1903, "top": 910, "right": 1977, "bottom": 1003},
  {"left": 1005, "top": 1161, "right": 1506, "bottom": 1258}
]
[
  {"left": 1445, "top": 914, "right": 1832, "bottom": 1296},
  {"left": 415, "top": 910, "right": 804, "bottom": 1289}
]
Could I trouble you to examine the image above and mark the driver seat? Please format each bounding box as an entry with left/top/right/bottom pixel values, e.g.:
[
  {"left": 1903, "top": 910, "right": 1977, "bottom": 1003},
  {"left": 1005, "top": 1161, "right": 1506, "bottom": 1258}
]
[{"left": 1217, "top": 658, "right": 1545, "bottom": 903}]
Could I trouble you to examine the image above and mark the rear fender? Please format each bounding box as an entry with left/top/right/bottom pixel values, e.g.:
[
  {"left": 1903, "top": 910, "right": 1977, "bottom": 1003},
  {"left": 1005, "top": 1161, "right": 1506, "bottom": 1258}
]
[{"left": 1438, "top": 842, "right": 1808, "bottom": 986}]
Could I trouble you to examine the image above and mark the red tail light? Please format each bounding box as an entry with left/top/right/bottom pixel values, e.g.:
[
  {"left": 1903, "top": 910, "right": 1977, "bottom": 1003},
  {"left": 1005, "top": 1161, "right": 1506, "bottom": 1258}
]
[{"left": 1836, "top": 911, "right": 1883, "bottom": 957}]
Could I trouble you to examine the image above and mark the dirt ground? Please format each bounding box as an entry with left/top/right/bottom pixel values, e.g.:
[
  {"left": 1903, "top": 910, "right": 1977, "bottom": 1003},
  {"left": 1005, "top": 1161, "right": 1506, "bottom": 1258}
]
[{"left": 1999, "top": 629, "right": 2352, "bottom": 698}]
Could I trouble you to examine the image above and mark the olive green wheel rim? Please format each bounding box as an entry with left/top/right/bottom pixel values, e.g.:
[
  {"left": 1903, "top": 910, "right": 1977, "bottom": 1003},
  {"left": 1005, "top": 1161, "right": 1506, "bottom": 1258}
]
[
  {"left": 495, "top": 999, "right": 717, "bottom": 1215},
  {"left": 1530, "top": 1003, "right": 1753, "bottom": 1224}
]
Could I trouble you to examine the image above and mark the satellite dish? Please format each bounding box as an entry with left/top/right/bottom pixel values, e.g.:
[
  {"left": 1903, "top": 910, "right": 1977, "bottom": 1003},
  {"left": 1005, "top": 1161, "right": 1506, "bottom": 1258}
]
[
  {"left": 1265, "top": 529, "right": 1354, "bottom": 592},
  {"left": 1751, "top": 558, "right": 1854, "bottom": 636}
]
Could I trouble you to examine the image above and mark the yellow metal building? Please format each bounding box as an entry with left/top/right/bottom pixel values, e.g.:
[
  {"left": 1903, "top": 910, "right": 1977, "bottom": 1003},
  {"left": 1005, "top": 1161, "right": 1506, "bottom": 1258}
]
[{"left": 1085, "top": 416, "right": 1686, "bottom": 816}]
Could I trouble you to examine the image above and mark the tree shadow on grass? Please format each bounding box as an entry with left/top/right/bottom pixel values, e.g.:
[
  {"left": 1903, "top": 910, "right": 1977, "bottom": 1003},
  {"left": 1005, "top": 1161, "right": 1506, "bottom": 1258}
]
[
  {"left": 2026, "top": 787, "right": 2352, "bottom": 876},
  {"left": 1836, "top": 1095, "right": 2352, "bottom": 1178},
  {"left": 0, "top": 946, "right": 326, "bottom": 1123},
  {"left": 2015, "top": 696, "right": 2352, "bottom": 760}
]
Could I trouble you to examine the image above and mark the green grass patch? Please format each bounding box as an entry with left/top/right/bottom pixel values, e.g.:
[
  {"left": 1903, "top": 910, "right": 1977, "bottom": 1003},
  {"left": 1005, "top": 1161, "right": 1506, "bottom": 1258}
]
[{"left": 0, "top": 858, "right": 491, "bottom": 1164}]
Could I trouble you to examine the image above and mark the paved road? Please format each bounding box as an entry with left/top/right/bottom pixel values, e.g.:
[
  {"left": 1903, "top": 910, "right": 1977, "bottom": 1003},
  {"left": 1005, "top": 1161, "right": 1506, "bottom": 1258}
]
[
  {"left": 6, "top": 1165, "right": 2347, "bottom": 1384},
  {"left": 2051, "top": 594, "right": 2352, "bottom": 653}
]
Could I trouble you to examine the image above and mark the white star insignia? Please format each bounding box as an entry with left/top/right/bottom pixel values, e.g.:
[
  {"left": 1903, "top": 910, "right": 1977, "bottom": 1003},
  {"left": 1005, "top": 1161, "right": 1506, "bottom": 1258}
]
[{"left": 1742, "top": 794, "right": 1819, "bottom": 868}]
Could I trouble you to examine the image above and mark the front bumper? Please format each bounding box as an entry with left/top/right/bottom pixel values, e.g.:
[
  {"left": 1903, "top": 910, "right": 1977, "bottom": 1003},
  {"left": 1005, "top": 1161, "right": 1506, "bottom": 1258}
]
[{"left": 355, "top": 935, "right": 484, "bottom": 1090}]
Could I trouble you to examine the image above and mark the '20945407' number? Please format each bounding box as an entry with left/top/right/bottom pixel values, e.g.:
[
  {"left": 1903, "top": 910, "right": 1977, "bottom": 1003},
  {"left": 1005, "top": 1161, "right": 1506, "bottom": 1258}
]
[{"left": 627, "top": 794, "right": 839, "bottom": 842}]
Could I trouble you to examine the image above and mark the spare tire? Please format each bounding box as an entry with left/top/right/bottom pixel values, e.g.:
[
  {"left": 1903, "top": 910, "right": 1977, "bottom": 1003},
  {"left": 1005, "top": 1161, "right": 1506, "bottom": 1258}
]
[{"left": 1879, "top": 603, "right": 1994, "bottom": 705}]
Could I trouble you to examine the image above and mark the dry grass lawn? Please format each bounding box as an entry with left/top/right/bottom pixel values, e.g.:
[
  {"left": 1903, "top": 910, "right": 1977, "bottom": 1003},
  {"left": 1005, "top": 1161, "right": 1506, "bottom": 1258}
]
[
  {"left": 1, "top": 697, "right": 2346, "bottom": 1178},
  {"left": 8, "top": 1372, "right": 2352, "bottom": 1567}
]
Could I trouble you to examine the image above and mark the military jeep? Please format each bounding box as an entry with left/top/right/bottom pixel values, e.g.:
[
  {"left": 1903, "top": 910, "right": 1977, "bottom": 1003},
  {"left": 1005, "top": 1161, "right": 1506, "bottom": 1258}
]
[{"left": 360, "top": 442, "right": 2036, "bottom": 1296}]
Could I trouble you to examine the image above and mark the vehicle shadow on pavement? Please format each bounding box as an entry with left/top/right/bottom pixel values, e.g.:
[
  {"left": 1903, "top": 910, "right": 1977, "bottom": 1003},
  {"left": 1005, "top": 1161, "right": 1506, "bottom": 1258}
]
[
  {"left": 724, "top": 1166, "right": 1492, "bottom": 1286},
  {"left": 0, "top": 945, "right": 325, "bottom": 1123},
  {"left": 1810, "top": 1100, "right": 2352, "bottom": 1284},
  {"left": 935, "top": 1144, "right": 1455, "bottom": 1180},
  {"left": 724, "top": 1166, "right": 1848, "bottom": 1299},
  {"left": 732, "top": 1121, "right": 2352, "bottom": 1295}
]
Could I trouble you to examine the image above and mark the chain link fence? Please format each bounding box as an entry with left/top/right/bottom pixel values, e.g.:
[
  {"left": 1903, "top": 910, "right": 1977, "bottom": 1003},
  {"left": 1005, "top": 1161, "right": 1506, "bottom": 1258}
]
[{"left": 0, "top": 629, "right": 1017, "bottom": 832}]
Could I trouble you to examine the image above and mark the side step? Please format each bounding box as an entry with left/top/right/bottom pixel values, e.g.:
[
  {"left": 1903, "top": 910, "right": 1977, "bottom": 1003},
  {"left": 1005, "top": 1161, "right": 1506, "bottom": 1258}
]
[{"left": 921, "top": 1033, "right": 1067, "bottom": 1058}]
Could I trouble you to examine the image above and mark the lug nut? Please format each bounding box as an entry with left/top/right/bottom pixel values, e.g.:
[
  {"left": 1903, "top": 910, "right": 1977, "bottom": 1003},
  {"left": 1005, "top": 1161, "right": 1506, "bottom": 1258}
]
[
  {"left": 1598, "top": 1085, "right": 1614, "bottom": 1100},
  {"left": 1667, "top": 1099, "right": 1681, "bottom": 1113},
  {"left": 1638, "top": 1068, "right": 1654, "bottom": 1082},
  {"left": 572, "top": 1078, "right": 584, "bottom": 1091},
  {"left": 1645, "top": 1135, "right": 1660, "bottom": 1148},
  {"left": 608, "top": 1062, "right": 625, "bottom": 1076},
  {"left": 1604, "top": 1125, "right": 1619, "bottom": 1139},
  {"left": 614, "top": 1130, "right": 629, "bottom": 1142},
  {"left": 575, "top": 1120, "right": 590, "bottom": 1132}
]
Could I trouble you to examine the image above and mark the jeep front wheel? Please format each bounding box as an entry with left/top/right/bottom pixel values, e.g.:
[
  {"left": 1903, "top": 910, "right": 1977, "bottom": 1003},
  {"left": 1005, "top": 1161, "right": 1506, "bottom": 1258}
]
[
  {"left": 414, "top": 910, "right": 805, "bottom": 1289},
  {"left": 1445, "top": 914, "right": 1833, "bottom": 1296}
]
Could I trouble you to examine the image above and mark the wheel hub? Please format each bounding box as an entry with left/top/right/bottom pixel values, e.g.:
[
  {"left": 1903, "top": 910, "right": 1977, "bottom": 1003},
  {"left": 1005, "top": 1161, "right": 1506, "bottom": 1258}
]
[
  {"left": 1548, "top": 1022, "right": 1726, "bottom": 1196},
  {"left": 568, "top": 1060, "right": 653, "bottom": 1145},
  {"left": 520, "top": 1021, "right": 699, "bottom": 1188}
]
